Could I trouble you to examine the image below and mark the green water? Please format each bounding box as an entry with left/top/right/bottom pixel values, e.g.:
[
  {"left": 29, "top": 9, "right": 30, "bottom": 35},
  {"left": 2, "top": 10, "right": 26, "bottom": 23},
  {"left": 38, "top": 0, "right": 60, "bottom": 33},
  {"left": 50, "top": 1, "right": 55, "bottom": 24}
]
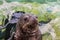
[{"left": 0, "top": 0, "right": 58, "bottom": 3}]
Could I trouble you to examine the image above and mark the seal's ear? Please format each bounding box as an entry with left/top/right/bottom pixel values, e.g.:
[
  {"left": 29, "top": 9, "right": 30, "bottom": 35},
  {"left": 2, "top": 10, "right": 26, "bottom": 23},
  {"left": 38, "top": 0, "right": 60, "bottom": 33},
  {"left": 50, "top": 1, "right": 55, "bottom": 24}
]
[{"left": 33, "top": 15, "right": 38, "bottom": 18}]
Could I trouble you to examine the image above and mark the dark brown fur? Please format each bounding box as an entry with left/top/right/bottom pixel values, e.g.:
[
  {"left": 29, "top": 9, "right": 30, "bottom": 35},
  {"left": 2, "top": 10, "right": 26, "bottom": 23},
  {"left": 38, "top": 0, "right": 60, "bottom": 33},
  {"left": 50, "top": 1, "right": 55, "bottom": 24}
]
[{"left": 14, "top": 14, "right": 42, "bottom": 40}]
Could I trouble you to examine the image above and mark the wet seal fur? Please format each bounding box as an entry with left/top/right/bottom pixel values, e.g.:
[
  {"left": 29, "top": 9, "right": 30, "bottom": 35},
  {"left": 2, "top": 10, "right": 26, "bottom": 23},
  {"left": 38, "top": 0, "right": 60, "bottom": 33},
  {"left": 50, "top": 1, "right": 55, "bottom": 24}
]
[{"left": 14, "top": 14, "right": 42, "bottom": 40}]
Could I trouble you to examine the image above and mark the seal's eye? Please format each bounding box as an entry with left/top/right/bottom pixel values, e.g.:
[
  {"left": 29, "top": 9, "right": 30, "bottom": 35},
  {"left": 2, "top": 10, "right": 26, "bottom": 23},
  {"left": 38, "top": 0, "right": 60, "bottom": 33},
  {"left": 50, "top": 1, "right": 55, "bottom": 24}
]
[
  {"left": 36, "top": 16, "right": 38, "bottom": 18},
  {"left": 24, "top": 16, "right": 29, "bottom": 21},
  {"left": 24, "top": 18, "right": 27, "bottom": 21}
]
